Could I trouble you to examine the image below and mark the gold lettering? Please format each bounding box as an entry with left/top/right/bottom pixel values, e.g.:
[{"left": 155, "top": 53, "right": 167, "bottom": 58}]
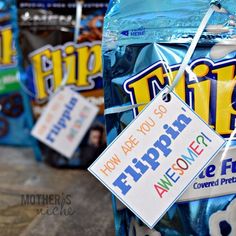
[
  {"left": 0, "top": 27, "right": 16, "bottom": 65},
  {"left": 30, "top": 49, "right": 52, "bottom": 100},
  {"left": 213, "top": 65, "right": 236, "bottom": 135}
]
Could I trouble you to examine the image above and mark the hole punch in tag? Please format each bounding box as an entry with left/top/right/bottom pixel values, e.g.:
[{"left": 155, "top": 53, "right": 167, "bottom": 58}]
[
  {"left": 89, "top": 86, "right": 226, "bottom": 228},
  {"left": 162, "top": 93, "right": 172, "bottom": 103}
]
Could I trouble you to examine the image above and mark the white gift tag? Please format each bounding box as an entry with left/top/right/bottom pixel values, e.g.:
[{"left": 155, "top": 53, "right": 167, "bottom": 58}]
[
  {"left": 32, "top": 87, "right": 98, "bottom": 158},
  {"left": 88, "top": 86, "right": 226, "bottom": 229}
]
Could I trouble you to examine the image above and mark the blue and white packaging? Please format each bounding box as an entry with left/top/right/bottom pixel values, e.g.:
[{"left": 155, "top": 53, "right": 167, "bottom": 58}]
[
  {"left": 0, "top": 0, "right": 40, "bottom": 161},
  {"left": 102, "top": 0, "right": 236, "bottom": 235}
]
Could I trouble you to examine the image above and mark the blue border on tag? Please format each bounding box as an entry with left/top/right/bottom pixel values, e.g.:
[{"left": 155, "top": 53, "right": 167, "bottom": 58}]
[{"left": 88, "top": 85, "right": 226, "bottom": 229}]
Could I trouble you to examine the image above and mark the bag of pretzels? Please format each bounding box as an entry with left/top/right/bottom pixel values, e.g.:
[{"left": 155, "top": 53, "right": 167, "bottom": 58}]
[
  {"left": 17, "top": 0, "right": 108, "bottom": 167},
  {"left": 0, "top": 0, "right": 37, "bottom": 149},
  {"left": 103, "top": 0, "right": 236, "bottom": 235}
]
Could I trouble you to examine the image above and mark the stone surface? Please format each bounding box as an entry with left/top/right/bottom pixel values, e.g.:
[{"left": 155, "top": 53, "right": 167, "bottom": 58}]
[{"left": 0, "top": 147, "right": 115, "bottom": 236}]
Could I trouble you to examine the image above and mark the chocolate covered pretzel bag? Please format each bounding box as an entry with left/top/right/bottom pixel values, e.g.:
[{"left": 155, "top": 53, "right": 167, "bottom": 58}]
[
  {"left": 103, "top": 0, "right": 236, "bottom": 235},
  {"left": 0, "top": 0, "right": 37, "bottom": 148},
  {"left": 17, "top": 0, "right": 108, "bottom": 167}
]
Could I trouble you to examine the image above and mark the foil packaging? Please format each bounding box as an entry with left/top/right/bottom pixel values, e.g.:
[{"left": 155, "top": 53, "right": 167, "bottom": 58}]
[{"left": 102, "top": 0, "right": 236, "bottom": 235}]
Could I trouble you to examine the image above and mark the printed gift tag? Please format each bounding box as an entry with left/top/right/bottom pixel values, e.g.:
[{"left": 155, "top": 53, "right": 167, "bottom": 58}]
[
  {"left": 89, "top": 86, "right": 226, "bottom": 228},
  {"left": 32, "top": 87, "right": 98, "bottom": 158}
]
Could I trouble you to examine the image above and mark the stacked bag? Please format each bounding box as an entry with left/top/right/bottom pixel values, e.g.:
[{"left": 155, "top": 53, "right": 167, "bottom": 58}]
[
  {"left": 0, "top": 0, "right": 40, "bottom": 160},
  {"left": 16, "top": 0, "right": 108, "bottom": 167}
]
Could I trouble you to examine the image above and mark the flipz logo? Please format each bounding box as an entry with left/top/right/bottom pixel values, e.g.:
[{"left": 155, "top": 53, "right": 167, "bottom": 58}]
[
  {"left": 0, "top": 26, "right": 16, "bottom": 68},
  {"left": 29, "top": 41, "right": 102, "bottom": 100},
  {"left": 124, "top": 58, "right": 236, "bottom": 139}
]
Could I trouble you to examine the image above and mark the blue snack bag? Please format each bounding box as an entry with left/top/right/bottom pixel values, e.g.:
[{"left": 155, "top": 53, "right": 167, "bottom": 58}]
[
  {"left": 0, "top": 0, "right": 40, "bottom": 158},
  {"left": 103, "top": 0, "right": 236, "bottom": 235}
]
